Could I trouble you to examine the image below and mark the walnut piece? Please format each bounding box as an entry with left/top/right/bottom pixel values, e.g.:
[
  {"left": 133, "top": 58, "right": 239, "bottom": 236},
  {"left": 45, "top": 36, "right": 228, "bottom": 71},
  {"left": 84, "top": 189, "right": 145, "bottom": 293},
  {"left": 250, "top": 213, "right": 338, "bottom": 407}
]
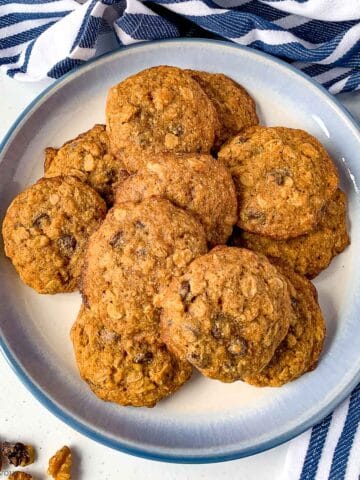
[
  {"left": 1, "top": 443, "right": 35, "bottom": 467},
  {"left": 8, "top": 472, "right": 33, "bottom": 480},
  {"left": 48, "top": 446, "right": 72, "bottom": 480}
]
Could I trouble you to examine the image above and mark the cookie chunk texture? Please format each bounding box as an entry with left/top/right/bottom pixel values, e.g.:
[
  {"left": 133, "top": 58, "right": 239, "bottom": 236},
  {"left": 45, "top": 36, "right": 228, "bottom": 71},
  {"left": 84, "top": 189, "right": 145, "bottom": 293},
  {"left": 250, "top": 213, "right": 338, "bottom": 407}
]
[
  {"left": 218, "top": 126, "right": 339, "bottom": 239},
  {"left": 106, "top": 66, "right": 219, "bottom": 172},
  {"left": 2, "top": 176, "right": 106, "bottom": 294},
  {"left": 159, "top": 246, "right": 292, "bottom": 382},
  {"left": 44, "top": 124, "right": 128, "bottom": 205},
  {"left": 244, "top": 261, "right": 325, "bottom": 387},
  {"left": 71, "top": 305, "right": 192, "bottom": 407},
  {"left": 187, "top": 70, "right": 258, "bottom": 148},
  {"left": 81, "top": 197, "right": 208, "bottom": 334},
  {"left": 231, "top": 189, "right": 349, "bottom": 278},
  {"left": 115, "top": 153, "right": 237, "bottom": 246}
]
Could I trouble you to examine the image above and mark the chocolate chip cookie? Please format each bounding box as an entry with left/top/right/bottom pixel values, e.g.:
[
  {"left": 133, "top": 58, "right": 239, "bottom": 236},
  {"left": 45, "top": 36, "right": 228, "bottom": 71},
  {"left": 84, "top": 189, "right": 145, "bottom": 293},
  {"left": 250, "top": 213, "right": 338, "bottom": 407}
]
[
  {"left": 44, "top": 124, "right": 128, "bottom": 206},
  {"left": 115, "top": 153, "right": 237, "bottom": 246},
  {"left": 218, "top": 126, "right": 339, "bottom": 239},
  {"left": 81, "top": 197, "right": 207, "bottom": 334},
  {"left": 71, "top": 305, "right": 192, "bottom": 407},
  {"left": 244, "top": 261, "right": 325, "bottom": 386},
  {"left": 2, "top": 176, "right": 106, "bottom": 294},
  {"left": 159, "top": 246, "right": 292, "bottom": 382},
  {"left": 186, "top": 70, "right": 258, "bottom": 149},
  {"left": 230, "top": 189, "right": 349, "bottom": 278},
  {"left": 106, "top": 66, "right": 219, "bottom": 173}
]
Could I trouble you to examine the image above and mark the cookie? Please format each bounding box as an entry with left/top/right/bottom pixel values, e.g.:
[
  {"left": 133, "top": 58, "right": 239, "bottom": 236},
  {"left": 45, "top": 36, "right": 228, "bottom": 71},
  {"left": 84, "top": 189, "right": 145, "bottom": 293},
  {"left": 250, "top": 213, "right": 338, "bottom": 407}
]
[
  {"left": 230, "top": 189, "right": 349, "bottom": 279},
  {"left": 115, "top": 153, "right": 237, "bottom": 246},
  {"left": 218, "top": 126, "right": 339, "bottom": 239},
  {"left": 71, "top": 305, "right": 192, "bottom": 407},
  {"left": 159, "top": 246, "right": 292, "bottom": 382},
  {"left": 244, "top": 261, "right": 325, "bottom": 387},
  {"left": 2, "top": 176, "right": 106, "bottom": 294},
  {"left": 106, "top": 66, "right": 219, "bottom": 173},
  {"left": 44, "top": 125, "right": 128, "bottom": 206},
  {"left": 186, "top": 70, "right": 258, "bottom": 149},
  {"left": 81, "top": 197, "right": 208, "bottom": 334}
]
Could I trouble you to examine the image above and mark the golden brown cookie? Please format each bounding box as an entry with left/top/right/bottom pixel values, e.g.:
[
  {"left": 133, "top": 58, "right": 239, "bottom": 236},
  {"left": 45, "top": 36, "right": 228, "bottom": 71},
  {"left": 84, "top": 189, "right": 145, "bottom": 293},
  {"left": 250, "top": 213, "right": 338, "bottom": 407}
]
[
  {"left": 106, "top": 66, "right": 219, "bottom": 173},
  {"left": 218, "top": 126, "right": 339, "bottom": 239},
  {"left": 71, "top": 305, "right": 192, "bottom": 407},
  {"left": 81, "top": 197, "right": 208, "bottom": 334},
  {"left": 2, "top": 176, "right": 106, "bottom": 294},
  {"left": 44, "top": 124, "right": 128, "bottom": 206},
  {"left": 115, "top": 153, "right": 237, "bottom": 246},
  {"left": 186, "top": 70, "right": 258, "bottom": 149},
  {"left": 159, "top": 246, "right": 292, "bottom": 382},
  {"left": 244, "top": 261, "right": 325, "bottom": 387},
  {"left": 230, "top": 189, "right": 349, "bottom": 278}
]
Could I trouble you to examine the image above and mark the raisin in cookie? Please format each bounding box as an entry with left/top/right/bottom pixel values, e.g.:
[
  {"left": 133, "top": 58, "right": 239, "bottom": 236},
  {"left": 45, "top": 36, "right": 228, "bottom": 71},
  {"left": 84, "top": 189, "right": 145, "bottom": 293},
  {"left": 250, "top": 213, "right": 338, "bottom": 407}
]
[
  {"left": 230, "top": 189, "right": 349, "bottom": 279},
  {"left": 44, "top": 124, "right": 128, "bottom": 206},
  {"left": 71, "top": 305, "right": 192, "bottom": 407},
  {"left": 2, "top": 176, "right": 106, "bottom": 294},
  {"left": 218, "top": 126, "right": 339, "bottom": 239},
  {"left": 159, "top": 246, "right": 292, "bottom": 382},
  {"left": 115, "top": 153, "right": 237, "bottom": 246},
  {"left": 81, "top": 197, "right": 207, "bottom": 334},
  {"left": 244, "top": 261, "right": 325, "bottom": 387},
  {"left": 106, "top": 66, "right": 219, "bottom": 173},
  {"left": 186, "top": 70, "right": 258, "bottom": 149}
]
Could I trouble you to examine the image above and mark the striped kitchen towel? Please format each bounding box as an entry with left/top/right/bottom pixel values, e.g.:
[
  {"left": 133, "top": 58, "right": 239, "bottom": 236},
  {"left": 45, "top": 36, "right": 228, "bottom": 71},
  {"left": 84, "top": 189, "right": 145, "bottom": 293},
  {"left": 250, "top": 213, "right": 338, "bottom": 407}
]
[
  {"left": 282, "top": 382, "right": 360, "bottom": 480},
  {"left": 0, "top": 0, "right": 359, "bottom": 92}
]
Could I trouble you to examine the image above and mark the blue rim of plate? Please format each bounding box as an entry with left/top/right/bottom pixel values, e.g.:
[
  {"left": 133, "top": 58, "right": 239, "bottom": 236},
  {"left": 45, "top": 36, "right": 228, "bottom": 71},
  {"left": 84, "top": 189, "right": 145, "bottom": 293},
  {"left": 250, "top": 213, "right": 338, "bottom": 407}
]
[{"left": 0, "top": 38, "right": 360, "bottom": 464}]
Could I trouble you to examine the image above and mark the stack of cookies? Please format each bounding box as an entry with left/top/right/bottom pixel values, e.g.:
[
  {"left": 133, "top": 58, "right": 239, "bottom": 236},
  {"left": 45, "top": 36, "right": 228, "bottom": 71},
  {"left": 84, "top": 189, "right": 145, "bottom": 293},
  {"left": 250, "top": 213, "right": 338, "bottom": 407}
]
[{"left": 2, "top": 66, "right": 349, "bottom": 408}]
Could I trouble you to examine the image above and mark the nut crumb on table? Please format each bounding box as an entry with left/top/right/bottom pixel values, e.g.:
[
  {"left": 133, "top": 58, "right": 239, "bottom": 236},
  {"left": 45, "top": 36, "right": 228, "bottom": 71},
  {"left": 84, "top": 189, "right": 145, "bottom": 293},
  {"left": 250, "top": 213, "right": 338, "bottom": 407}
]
[{"left": 48, "top": 446, "right": 72, "bottom": 480}]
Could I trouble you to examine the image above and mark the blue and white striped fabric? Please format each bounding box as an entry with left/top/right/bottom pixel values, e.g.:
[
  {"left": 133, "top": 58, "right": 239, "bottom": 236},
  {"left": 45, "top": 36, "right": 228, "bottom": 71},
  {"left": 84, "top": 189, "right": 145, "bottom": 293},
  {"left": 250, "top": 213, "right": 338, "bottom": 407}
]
[
  {"left": 282, "top": 383, "right": 360, "bottom": 480},
  {"left": 0, "top": 0, "right": 359, "bottom": 92}
]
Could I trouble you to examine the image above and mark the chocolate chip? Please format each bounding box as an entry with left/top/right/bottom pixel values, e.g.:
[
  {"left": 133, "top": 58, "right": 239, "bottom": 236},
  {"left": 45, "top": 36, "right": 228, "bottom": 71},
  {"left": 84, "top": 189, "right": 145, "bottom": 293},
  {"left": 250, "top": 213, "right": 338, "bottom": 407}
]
[
  {"left": 32, "top": 212, "right": 50, "bottom": 228},
  {"left": 246, "top": 210, "right": 266, "bottom": 224},
  {"left": 57, "top": 235, "right": 77, "bottom": 257},
  {"left": 237, "top": 135, "right": 248, "bottom": 143},
  {"left": 136, "top": 247, "right": 147, "bottom": 257},
  {"left": 227, "top": 337, "right": 247, "bottom": 356},
  {"left": 211, "top": 312, "right": 231, "bottom": 339},
  {"left": 187, "top": 351, "right": 209, "bottom": 368},
  {"left": 134, "top": 220, "right": 145, "bottom": 229},
  {"left": 179, "top": 280, "right": 191, "bottom": 301},
  {"left": 133, "top": 351, "right": 153, "bottom": 364},
  {"left": 105, "top": 168, "right": 117, "bottom": 184},
  {"left": 81, "top": 292, "right": 90, "bottom": 309},
  {"left": 109, "top": 231, "right": 124, "bottom": 248},
  {"left": 211, "top": 323, "right": 223, "bottom": 339},
  {"left": 291, "top": 297, "right": 299, "bottom": 307}
]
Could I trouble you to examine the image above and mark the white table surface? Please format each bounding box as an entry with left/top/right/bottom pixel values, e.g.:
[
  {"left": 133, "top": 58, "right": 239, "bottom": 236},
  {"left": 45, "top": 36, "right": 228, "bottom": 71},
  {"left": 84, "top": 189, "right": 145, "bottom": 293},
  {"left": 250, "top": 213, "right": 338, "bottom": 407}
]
[{"left": 0, "top": 70, "right": 359, "bottom": 480}]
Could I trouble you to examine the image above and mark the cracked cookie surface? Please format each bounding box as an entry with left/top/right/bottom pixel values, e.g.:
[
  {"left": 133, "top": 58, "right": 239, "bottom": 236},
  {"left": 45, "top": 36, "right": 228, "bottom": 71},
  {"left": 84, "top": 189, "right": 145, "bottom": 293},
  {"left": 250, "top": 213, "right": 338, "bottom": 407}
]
[
  {"left": 218, "top": 126, "right": 339, "bottom": 239},
  {"left": 244, "top": 261, "right": 325, "bottom": 387},
  {"left": 44, "top": 124, "right": 128, "bottom": 206},
  {"left": 186, "top": 70, "right": 258, "bottom": 149},
  {"left": 81, "top": 197, "right": 207, "bottom": 334},
  {"left": 106, "top": 66, "right": 219, "bottom": 173},
  {"left": 230, "top": 189, "right": 349, "bottom": 278},
  {"left": 2, "top": 176, "right": 106, "bottom": 294},
  {"left": 71, "top": 305, "right": 192, "bottom": 407},
  {"left": 159, "top": 246, "right": 292, "bottom": 382},
  {"left": 115, "top": 153, "right": 237, "bottom": 246}
]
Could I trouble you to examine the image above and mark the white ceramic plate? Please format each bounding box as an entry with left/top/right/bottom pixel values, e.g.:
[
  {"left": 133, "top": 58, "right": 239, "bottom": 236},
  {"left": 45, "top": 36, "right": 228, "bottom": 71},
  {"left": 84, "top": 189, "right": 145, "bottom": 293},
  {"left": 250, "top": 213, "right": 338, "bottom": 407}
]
[{"left": 0, "top": 39, "right": 360, "bottom": 463}]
